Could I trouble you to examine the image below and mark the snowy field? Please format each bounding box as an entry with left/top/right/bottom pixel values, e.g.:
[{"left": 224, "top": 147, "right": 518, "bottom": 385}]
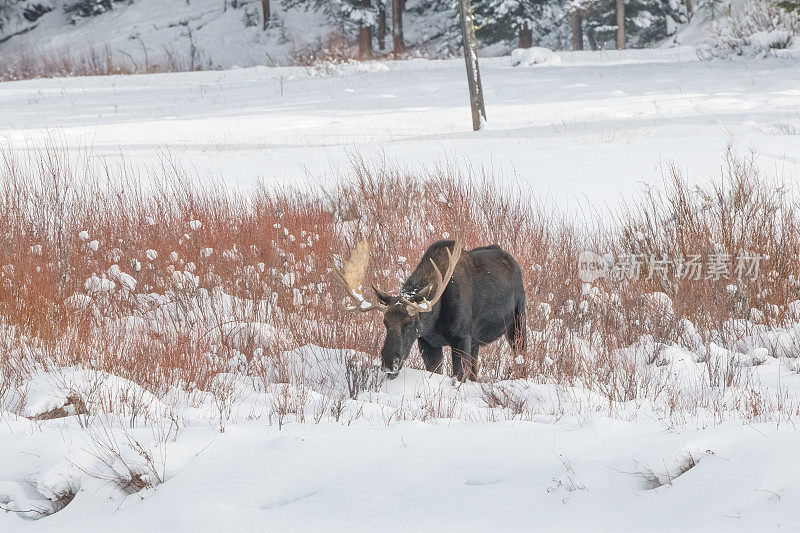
[
  {"left": 2, "top": 49, "right": 800, "bottom": 531},
  {"left": 1, "top": 46, "right": 799, "bottom": 212}
]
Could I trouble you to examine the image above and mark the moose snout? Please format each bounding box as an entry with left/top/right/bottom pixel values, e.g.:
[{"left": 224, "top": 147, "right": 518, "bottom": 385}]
[{"left": 382, "top": 356, "right": 401, "bottom": 378}]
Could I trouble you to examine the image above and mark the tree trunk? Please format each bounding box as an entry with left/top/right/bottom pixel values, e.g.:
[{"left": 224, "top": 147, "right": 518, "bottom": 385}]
[
  {"left": 570, "top": 12, "right": 583, "bottom": 50},
  {"left": 261, "top": 0, "right": 270, "bottom": 30},
  {"left": 378, "top": 5, "right": 387, "bottom": 51},
  {"left": 518, "top": 21, "right": 533, "bottom": 49},
  {"left": 616, "top": 0, "right": 626, "bottom": 49},
  {"left": 685, "top": 0, "right": 693, "bottom": 20},
  {"left": 392, "top": 0, "right": 405, "bottom": 56},
  {"left": 458, "top": 0, "right": 486, "bottom": 131},
  {"left": 358, "top": 26, "right": 373, "bottom": 59}
]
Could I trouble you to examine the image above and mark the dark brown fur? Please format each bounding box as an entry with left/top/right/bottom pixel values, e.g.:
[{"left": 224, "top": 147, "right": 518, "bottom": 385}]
[{"left": 377, "top": 240, "right": 526, "bottom": 381}]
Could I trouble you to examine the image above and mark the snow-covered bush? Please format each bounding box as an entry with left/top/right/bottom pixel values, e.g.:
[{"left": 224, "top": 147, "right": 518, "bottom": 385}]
[
  {"left": 700, "top": 0, "right": 799, "bottom": 58},
  {"left": 287, "top": 31, "right": 356, "bottom": 67},
  {"left": 22, "top": 1, "right": 53, "bottom": 22}
]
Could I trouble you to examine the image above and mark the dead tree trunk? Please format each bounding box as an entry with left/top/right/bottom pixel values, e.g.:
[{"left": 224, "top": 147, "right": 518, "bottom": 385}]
[
  {"left": 261, "top": 0, "right": 270, "bottom": 30},
  {"left": 378, "top": 5, "right": 387, "bottom": 51},
  {"left": 458, "top": 0, "right": 486, "bottom": 131},
  {"left": 616, "top": 0, "right": 626, "bottom": 49},
  {"left": 392, "top": 0, "right": 405, "bottom": 56},
  {"left": 518, "top": 21, "right": 533, "bottom": 49},
  {"left": 570, "top": 12, "right": 583, "bottom": 50}
]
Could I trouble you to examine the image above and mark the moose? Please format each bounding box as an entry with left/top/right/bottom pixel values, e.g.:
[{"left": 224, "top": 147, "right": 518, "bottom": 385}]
[{"left": 333, "top": 235, "right": 526, "bottom": 381}]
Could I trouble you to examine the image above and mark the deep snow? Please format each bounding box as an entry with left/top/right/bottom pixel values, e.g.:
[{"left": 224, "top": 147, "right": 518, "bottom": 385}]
[{"left": 2, "top": 348, "right": 800, "bottom": 532}]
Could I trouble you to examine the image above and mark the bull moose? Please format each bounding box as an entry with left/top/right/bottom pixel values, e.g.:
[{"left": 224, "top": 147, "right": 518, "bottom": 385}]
[{"left": 333, "top": 236, "right": 526, "bottom": 381}]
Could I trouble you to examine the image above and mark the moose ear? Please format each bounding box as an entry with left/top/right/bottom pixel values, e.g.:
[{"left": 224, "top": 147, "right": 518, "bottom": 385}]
[
  {"left": 373, "top": 286, "right": 393, "bottom": 306},
  {"left": 412, "top": 284, "right": 433, "bottom": 302}
]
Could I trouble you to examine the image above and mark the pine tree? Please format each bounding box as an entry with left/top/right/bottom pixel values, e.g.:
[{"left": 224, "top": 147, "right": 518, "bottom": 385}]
[
  {"left": 473, "top": 0, "right": 540, "bottom": 48},
  {"left": 406, "top": 0, "right": 462, "bottom": 54},
  {"left": 281, "top": 0, "right": 378, "bottom": 57},
  {"left": 778, "top": 0, "right": 800, "bottom": 13},
  {"left": 583, "top": 0, "right": 686, "bottom": 48},
  {"left": 473, "top": 0, "right": 570, "bottom": 50}
]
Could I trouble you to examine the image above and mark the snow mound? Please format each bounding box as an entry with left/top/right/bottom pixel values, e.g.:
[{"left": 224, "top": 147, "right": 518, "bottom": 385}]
[
  {"left": 510, "top": 47, "right": 562, "bottom": 67},
  {"left": 308, "top": 60, "right": 391, "bottom": 77},
  {"left": 14, "top": 368, "right": 173, "bottom": 421}
]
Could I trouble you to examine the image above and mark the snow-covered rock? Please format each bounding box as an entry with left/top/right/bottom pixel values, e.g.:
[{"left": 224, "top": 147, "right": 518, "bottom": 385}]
[{"left": 510, "top": 47, "right": 562, "bottom": 67}]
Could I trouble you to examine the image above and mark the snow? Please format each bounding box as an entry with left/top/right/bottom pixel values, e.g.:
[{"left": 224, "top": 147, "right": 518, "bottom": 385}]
[
  {"left": 108, "top": 264, "right": 137, "bottom": 293},
  {"left": 1, "top": 45, "right": 800, "bottom": 529},
  {"left": 3, "top": 338, "right": 800, "bottom": 529},
  {"left": 3, "top": 417, "right": 796, "bottom": 531},
  {"left": 84, "top": 274, "right": 115, "bottom": 294},
  {"left": 749, "top": 30, "right": 793, "bottom": 50},
  {"left": 510, "top": 46, "right": 563, "bottom": 66},
  {"left": 0, "top": 0, "right": 332, "bottom": 70},
  {"left": 0, "top": 47, "right": 798, "bottom": 216}
]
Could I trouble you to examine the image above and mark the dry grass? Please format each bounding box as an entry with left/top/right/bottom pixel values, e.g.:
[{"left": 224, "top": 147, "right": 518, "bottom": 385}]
[
  {"left": 638, "top": 452, "right": 700, "bottom": 490},
  {"left": 616, "top": 148, "right": 800, "bottom": 331},
  {"left": 0, "top": 45, "right": 196, "bottom": 82},
  {"left": 0, "top": 142, "right": 797, "bottom": 422}
]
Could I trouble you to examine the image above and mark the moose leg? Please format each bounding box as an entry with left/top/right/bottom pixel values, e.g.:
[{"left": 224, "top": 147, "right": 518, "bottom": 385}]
[
  {"left": 418, "top": 338, "right": 443, "bottom": 373},
  {"left": 469, "top": 343, "right": 480, "bottom": 381},
  {"left": 451, "top": 337, "right": 473, "bottom": 381},
  {"left": 506, "top": 305, "right": 527, "bottom": 357}
]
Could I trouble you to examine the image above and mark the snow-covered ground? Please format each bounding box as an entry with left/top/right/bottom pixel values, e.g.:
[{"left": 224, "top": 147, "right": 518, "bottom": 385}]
[
  {"left": 3, "top": 339, "right": 800, "bottom": 531},
  {"left": 1, "top": 46, "right": 800, "bottom": 213},
  {"left": 2, "top": 48, "right": 800, "bottom": 530}
]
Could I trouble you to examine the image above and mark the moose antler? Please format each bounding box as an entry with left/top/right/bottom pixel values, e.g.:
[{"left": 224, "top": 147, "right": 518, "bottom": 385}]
[
  {"left": 332, "top": 240, "right": 388, "bottom": 312},
  {"left": 402, "top": 234, "right": 463, "bottom": 314}
]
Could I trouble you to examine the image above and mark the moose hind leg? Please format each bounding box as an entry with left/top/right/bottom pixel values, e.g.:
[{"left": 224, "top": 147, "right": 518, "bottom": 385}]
[
  {"left": 418, "top": 338, "right": 443, "bottom": 374},
  {"left": 506, "top": 306, "right": 527, "bottom": 356}
]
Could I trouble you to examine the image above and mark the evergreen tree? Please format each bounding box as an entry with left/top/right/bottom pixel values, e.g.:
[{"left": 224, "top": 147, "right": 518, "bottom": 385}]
[
  {"left": 281, "top": 0, "right": 378, "bottom": 56},
  {"left": 473, "top": 0, "right": 570, "bottom": 49},
  {"left": 583, "top": 0, "right": 686, "bottom": 48},
  {"left": 405, "top": 0, "right": 461, "bottom": 53},
  {"left": 778, "top": 0, "right": 800, "bottom": 13},
  {"left": 473, "top": 0, "right": 540, "bottom": 47}
]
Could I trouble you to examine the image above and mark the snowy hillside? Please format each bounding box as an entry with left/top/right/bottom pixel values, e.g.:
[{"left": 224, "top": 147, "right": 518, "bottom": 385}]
[
  {"left": 0, "top": 0, "right": 333, "bottom": 69},
  {"left": 0, "top": 0, "right": 753, "bottom": 73}
]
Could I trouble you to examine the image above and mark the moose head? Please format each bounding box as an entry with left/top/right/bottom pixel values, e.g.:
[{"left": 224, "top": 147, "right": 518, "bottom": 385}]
[{"left": 332, "top": 236, "right": 463, "bottom": 378}]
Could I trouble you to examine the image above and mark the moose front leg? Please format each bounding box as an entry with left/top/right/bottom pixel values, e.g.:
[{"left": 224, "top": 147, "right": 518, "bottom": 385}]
[
  {"left": 451, "top": 337, "right": 475, "bottom": 381},
  {"left": 469, "top": 343, "right": 480, "bottom": 381},
  {"left": 418, "top": 338, "right": 443, "bottom": 374}
]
